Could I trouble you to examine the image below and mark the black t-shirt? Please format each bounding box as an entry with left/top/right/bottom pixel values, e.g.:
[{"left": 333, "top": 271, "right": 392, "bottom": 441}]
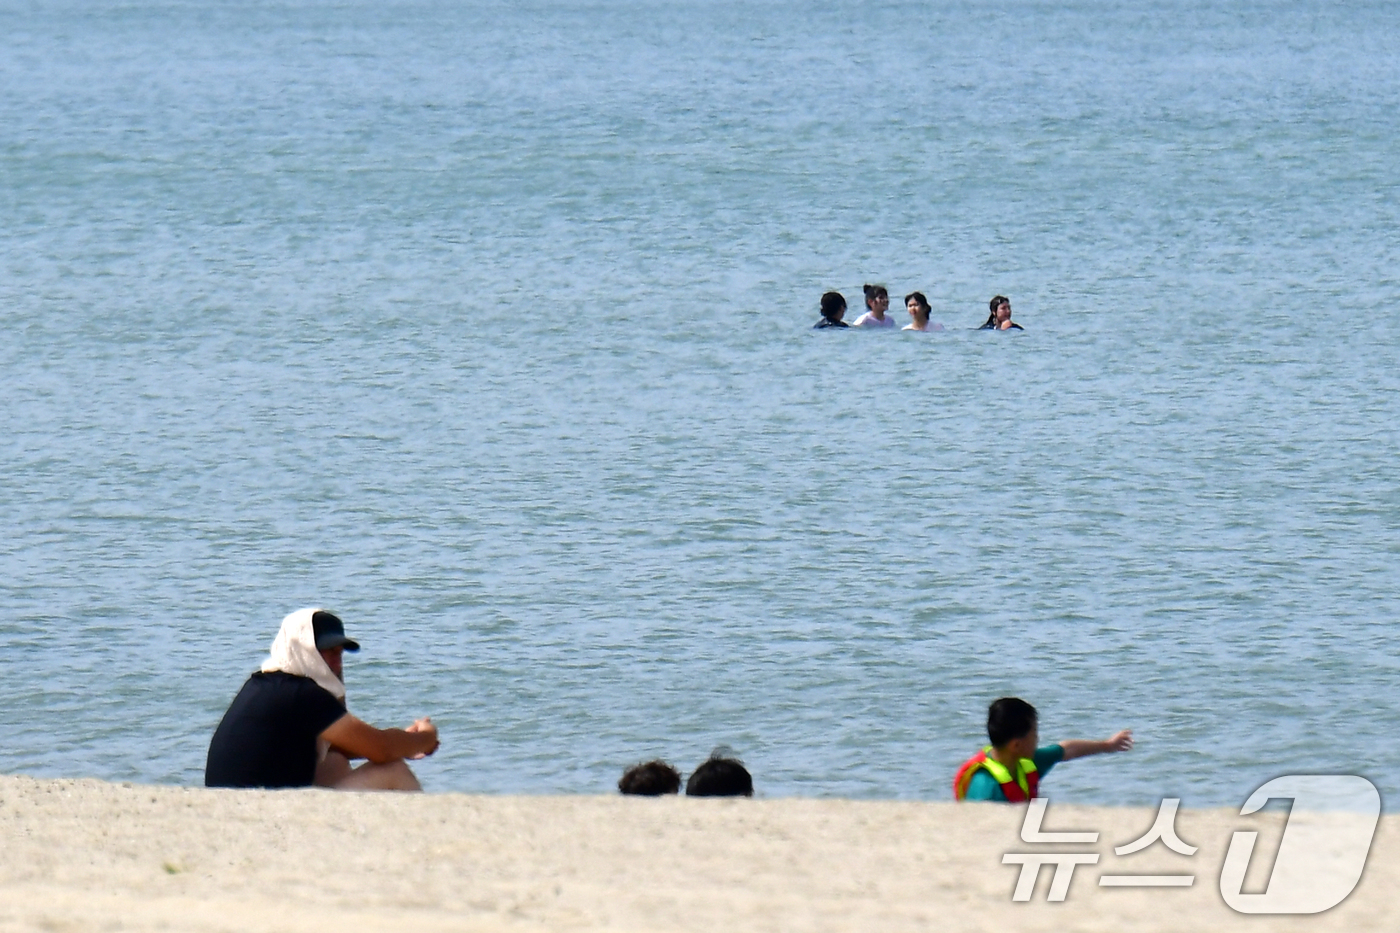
[{"left": 205, "top": 671, "right": 347, "bottom": 788}]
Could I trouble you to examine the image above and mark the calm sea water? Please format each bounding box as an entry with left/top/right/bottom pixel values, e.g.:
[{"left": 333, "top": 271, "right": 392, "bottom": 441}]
[{"left": 2, "top": 0, "right": 1398, "bottom": 807}]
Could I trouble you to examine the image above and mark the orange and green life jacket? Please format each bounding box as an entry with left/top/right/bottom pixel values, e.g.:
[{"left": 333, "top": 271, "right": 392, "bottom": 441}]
[{"left": 952, "top": 746, "right": 1040, "bottom": 802}]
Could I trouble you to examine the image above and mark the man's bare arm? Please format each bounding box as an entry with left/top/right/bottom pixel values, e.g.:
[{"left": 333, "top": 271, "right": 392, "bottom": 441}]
[
  {"left": 321, "top": 713, "right": 439, "bottom": 764},
  {"left": 1059, "top": 729, "right": 1133, "bottom": 761}
]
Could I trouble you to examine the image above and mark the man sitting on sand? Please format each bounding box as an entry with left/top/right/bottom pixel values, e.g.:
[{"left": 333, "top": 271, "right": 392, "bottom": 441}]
[
  {"left": 205, "top": 608, "right": 439, "bottom": 791},
  {"left": 953, "top": 697, "right": 1131, "bottom": 802}
]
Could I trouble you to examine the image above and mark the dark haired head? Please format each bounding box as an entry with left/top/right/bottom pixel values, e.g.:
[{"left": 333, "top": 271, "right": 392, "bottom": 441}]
[
  {"left": 983, "top": 295, "right": 1009, "bottom": 328},
  {"left": 618, "top": 760, "right": 682, "bottom": 796},
  {"left": 685, "top": 753, "right": 753, "bottom": 797},
  {"left": 863, "top": 283, "right": 889, "bottom": 309},
  {"left": 820, "top": 291, "right": 847, "bottom": 321},
  {"left": 904, "top": 292, "right": 930, "bottom": 314},
  {"left": 987, "top": 697, "right": 1037, "bottom": 748}
]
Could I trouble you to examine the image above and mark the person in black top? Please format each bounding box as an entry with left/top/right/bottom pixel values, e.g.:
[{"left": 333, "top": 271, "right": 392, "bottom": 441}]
[
  {"left": 813, "top": 291, "right": 849, "bottom": 328},
  {"left": 979, "top": 295, "right": 1024, "bottom": 331},
  {"left": 206, "top": 608, "right": 440, "bottom": 791},
  {"left": 205, "top": 668, "right": 349, "bottom": 789}
]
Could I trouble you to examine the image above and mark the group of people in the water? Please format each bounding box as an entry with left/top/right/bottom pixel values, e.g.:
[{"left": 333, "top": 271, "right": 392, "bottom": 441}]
[{"left": 815, "top": 285, "right": 1024, "bottom": 332}]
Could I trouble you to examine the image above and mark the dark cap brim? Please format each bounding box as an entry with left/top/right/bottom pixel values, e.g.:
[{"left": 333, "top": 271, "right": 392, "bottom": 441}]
[{"left": 315, "top": 634, "right": 360, "bottom": 652}]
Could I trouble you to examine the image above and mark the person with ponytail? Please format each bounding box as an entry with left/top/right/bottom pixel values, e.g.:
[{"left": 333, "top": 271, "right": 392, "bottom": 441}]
[
  {"left": 979, "top": 295, "right": 1023, "bottom": 331},
  {"left": 851, "top": 284, "right": 896, "bottom": 328}
]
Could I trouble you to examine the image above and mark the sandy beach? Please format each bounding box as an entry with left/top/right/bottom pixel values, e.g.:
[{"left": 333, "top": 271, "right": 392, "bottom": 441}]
[{"left": 0, "top": 775, "right": 1392, "bottom": 932}]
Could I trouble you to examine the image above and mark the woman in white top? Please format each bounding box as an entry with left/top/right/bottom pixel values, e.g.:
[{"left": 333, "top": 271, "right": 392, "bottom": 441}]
[
  {"left": 851, "top": 284, "right": 896, "bottom": 327},
  {"left": 902, "top": 292, "right": 945, "bottom": 332}
]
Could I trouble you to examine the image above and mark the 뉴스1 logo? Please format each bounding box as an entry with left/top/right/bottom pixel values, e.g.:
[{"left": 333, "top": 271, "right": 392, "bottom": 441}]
[
  {"left": 1220, "top": 775, "right": 1379, "bottom": 914},
  {"left": 1001, "top": 774, "right": 1380, "bottom": 914}
]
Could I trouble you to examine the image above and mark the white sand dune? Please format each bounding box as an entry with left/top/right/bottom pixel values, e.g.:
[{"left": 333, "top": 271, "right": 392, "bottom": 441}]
[{"left": 0, "top": 775, "right": 1392, "bottom": 932}]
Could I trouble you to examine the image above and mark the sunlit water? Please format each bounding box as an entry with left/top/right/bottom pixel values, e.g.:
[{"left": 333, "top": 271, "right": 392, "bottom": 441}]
[{"left": 2, "top": 0, "right": 1398, "bottom": 807}]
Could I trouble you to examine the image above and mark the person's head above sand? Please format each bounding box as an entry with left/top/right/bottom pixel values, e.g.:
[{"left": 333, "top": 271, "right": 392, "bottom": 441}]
[
  {"left": 205, "top": 607, "right": 440, "bottom": 792},
  {"left": 618, "top": 760, "right": 682, "bottom": 796},
  {"left": 686, "top": 753, "right": 753, "bottom": 797}
]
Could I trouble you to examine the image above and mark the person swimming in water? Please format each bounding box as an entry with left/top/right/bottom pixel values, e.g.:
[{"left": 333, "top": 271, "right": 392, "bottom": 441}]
[
  {"left": 979, "top": 295, "right": 1023, "bottom": 331},
  {"left": 813, "top": 291, "right": 850, "bottom": 328},
  {"left": 902, "top": 292, "right": 945, "bottom": 332},
  {"left": 851, "top": 285, "right": 896, "bottom": 328}
]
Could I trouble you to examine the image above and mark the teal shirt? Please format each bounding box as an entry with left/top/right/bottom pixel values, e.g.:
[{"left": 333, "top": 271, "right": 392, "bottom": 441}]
[{"left": 962, "top": 745, "right": 1065, "bottom": 802}]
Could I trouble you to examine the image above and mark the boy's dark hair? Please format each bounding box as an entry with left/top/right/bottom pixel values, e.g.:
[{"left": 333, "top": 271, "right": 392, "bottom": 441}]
[
  {"left": 987, "top": 697, "right": 1038, "bottom": 747},
  {"left": 820, "top": 291, "right": 847, "bottom": 320},
  {"left": 618, "top": 760, "right": 681, "bottom": 796},
  {"left": 685, "top": 754, "right": 753, "bottom": 797}
]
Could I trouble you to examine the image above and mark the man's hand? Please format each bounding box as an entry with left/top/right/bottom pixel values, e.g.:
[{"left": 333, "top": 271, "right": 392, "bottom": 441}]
[
  {"left": 1104, "top": 729, "right": 1134, "bottom": 753},
  {"left": 406, "top": 717, "right": 439, "bottom": 759},
  {"left": 321, "top": 713, "right": 440, "bottom": 764}
]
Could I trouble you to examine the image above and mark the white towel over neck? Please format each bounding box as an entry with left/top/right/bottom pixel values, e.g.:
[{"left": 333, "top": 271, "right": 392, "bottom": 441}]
[{"left": 260, "top": 607, "right": 346, "bottom": 701}]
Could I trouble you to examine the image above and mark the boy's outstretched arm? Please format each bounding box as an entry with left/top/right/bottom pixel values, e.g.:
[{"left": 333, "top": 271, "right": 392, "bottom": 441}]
[{"left": 1059, "top": 729, "right": 1133, "bottom": 761}]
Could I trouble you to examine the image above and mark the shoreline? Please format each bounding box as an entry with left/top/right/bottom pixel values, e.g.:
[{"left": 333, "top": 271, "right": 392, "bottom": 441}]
[{"left": 1, "top": 774, "right": 1393, "bottom": 932}]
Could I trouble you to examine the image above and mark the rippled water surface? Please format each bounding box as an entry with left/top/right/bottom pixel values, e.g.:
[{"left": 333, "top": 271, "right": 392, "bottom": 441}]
[{"left": 2, "top": 0, "right": 1398, "bottom": 806}]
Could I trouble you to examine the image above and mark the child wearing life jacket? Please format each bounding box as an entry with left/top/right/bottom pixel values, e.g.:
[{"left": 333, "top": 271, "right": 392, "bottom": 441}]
[{"left": 953, "top": 697, "right": 1133, "bottom": 802}]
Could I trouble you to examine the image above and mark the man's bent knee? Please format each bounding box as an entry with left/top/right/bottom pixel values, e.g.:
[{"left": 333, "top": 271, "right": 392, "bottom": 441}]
[
  {"left": 314, "top": 750, "right": 353, "bottom": 788},
  {"left": 331, "top": 759, "right": 422, "bottom": 792}
]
